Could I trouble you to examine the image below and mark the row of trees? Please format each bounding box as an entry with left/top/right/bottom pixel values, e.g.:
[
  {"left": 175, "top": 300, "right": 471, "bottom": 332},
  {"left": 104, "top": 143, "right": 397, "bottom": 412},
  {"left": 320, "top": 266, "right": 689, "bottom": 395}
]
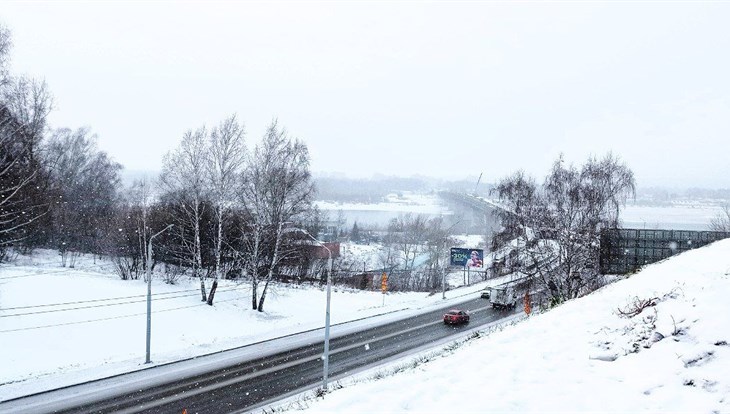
[
  {"left": 4, "top": 21, "right": 684, "bottom": 311},
  {"left": 143, "top": 116, "right": 316, "bottom": 310},
  {"left": 0, "top": 25, "right": 321, "bottom": 312},
  {"left": 372, "top": 214, "right": 456, "bottom": 292}
]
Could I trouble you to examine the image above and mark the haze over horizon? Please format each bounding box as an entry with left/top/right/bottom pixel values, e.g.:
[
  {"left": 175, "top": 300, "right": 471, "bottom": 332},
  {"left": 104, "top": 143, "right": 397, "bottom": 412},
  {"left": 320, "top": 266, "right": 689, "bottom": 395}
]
[{"left": 2, "top": 2, "right": 730, "bottom": 188}]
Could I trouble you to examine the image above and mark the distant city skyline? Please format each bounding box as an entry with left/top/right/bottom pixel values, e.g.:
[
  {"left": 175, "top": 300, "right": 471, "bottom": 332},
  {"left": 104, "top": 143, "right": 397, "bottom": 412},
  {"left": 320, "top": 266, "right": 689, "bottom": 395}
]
[{"left": 2, "top": 1, "right": 730, "bottom": 188}]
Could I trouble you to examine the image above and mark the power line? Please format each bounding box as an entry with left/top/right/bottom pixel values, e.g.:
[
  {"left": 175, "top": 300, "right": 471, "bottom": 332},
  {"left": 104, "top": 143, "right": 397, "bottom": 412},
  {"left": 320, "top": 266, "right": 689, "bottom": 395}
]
[
  {"left": 0, "top": 286, "right": 245, "bottom": 316},
  {"left": 0, "top": 286, "right": 210, "bottom": 311},
  {"left": 0, "top": 297, "right": 241, "bottom": 333}
]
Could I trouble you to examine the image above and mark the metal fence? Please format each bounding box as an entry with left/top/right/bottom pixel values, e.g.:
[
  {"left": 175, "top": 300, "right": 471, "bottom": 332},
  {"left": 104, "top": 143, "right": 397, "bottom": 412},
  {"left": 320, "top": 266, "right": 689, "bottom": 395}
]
[{"left": 599, "top": 228, "right": 730, "bottom": 274}]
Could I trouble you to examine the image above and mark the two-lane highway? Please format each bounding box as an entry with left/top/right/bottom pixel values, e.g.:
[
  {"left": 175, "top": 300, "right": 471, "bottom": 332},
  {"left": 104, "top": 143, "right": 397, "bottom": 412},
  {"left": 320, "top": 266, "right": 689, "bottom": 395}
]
[{"left": 2, "top": 297, "right": 516, "bottom": 414}]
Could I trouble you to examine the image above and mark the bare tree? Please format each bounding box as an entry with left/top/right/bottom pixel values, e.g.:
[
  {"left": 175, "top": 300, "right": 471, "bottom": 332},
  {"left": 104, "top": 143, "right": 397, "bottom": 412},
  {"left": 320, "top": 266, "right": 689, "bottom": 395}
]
[
  {"left": 423, "top": 217, "right": 456, "bottom": 291},
  {"left": 0, "top": 27, "right": 54, "bottom": 256},
  {"left": 239, "top": 120, "right": 315, "bottom": 312},
  {"left": 385, "top": 213, "right": 428, "bottom": 289},
  {"left": 335, "top": 209, "right": 346, "bottom": 238},
  {"left": 0, "top": 104, "right": 47, "bottom": 257},
  {"left": 709, "top": 204, "right": 730, "bottom": 232},
  {"left": 2, "top": 76, "right": 53, "bottom": 161},
  {"left": 206, "top": 115, "right": 246, "bottom": 305},
  {"left": 377, "top": 237, "right": 398, "bottom": 279},
  {"left": 492, "top": 153, "right": 635, "bottom": 304},
  {"left": 0, "top": 24, "right": 11, "bottom": 88},
  {"left": 105, "top": 178, "right": 154, "bottom": 280},
  {"left": 130, "top": 178, "right": 154, "bottom": 278},
  {"left": 160, "top": 127, "right": 210, "bottom": 301},
  {"left": 44, "top": 128, "right": 121, "bottom": 266}
]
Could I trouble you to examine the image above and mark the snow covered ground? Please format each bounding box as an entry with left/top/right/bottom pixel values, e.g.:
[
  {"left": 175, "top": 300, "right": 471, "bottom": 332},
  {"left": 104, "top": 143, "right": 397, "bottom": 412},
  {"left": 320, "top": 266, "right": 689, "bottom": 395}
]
[
  {"left": 267, "top": 238, "right": 730, "bottom": 414},
  {"left": 0, "top": 248, "right": 488, "bottom": 402},
  {"left": 3, "top": 235, "right": 730, "bottom": 413},
  {"left": 317, "top": 190, "right": 724, "bottom": 231},
  {"left": 316, "top": 192, "right": 453, "bottom": 227},
  {"left": 622, "top": 204, "right": 724, "bottom": 231},
  {"left": 316, "top": 192, "right": 448, "bottom": 214}
]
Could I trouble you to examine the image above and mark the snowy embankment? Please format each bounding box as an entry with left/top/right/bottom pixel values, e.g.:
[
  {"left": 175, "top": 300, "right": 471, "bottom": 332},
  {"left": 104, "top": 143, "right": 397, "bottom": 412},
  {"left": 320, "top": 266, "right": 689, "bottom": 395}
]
[{"left": 270, "top": 239, "right": 730, "bottom": 414}]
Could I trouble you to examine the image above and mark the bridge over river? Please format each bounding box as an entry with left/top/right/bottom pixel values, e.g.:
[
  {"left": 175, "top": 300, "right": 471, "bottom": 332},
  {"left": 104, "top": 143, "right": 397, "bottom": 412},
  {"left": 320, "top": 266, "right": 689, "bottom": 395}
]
[
  {"left": 437, "top": 191, "right": 503, "bottom": 235},
  {"left": 439, "top": 192, "right": 730, "bottom": 275}
]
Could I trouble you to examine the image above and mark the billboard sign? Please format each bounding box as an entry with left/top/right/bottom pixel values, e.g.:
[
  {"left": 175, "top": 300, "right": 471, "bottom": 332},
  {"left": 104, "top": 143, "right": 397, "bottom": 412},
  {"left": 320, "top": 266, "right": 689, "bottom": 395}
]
[{"left": 450, "top": 248, "right": 484, "bottom": 268}]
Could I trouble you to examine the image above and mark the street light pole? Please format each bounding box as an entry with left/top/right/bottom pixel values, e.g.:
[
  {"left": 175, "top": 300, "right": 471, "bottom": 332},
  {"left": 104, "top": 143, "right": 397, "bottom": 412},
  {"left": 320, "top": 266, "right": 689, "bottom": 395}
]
[
  {"left": 286, "top": 226, "right": 333, "bottom": 391},
  {"left": 442, "top": 268, "right": 446, "bottom": 300},
  {"left": 322, "top": 245, "right": 332, "bottom": 391},
  {"left": 145, "top": 224, "right": 173, "bottom": 364}
]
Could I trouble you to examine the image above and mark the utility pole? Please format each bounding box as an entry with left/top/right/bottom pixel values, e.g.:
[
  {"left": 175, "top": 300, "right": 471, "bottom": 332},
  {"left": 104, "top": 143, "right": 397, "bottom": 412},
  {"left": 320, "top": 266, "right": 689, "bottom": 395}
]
[
  {"left": 145, "top": 224, "right": 173, "bottom": 364},
  {"left": 323, "top": 249, "right": 332, "bottom": 390},
  {"left": 441, "top": 267, "right": 446, "bottom": 300},
  {"left": 287, "top": 226, "right": 333, "bottom": 391}
]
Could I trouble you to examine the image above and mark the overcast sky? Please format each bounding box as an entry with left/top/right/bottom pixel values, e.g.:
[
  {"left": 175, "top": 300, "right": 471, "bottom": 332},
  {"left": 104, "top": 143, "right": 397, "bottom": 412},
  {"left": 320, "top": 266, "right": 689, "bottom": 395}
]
[{"left": 2, "top": 1, "right": 730, "bottom": 188}]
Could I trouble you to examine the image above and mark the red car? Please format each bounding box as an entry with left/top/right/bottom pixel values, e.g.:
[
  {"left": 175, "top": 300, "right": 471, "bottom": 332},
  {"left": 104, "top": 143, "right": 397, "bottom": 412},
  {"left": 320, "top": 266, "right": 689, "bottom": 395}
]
[{"left": 443, "top": 309, "right": 470, "bottom": 325}]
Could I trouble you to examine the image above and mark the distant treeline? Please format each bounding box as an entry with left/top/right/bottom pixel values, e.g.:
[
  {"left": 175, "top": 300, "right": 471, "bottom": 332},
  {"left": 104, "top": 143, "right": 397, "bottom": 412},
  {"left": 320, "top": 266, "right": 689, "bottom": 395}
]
[
  {"left": 636, "top": 187, "right": 730, "bottom": 204},
  {"left": 314, "top": 174, "right": 495, "bottom": 203}
]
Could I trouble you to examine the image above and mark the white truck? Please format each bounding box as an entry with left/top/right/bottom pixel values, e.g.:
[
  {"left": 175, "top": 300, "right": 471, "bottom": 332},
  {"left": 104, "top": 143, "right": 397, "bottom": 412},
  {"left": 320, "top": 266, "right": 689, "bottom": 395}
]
[{"left": 489, "top": 276, "right": 532, "bottom": 309}]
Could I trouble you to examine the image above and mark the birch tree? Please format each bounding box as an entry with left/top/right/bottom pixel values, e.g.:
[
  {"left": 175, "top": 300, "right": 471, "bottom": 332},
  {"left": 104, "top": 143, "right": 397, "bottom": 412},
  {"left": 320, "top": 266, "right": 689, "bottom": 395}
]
[
  {"left": 206, "top": 115, "right": 246, "bottom": 305},
  {"left": 160, "top": 127, "right": 210, "bottom": 301},
  {"left": 240, "top": 120, "right": 315, "bottom": 312},
  {"left": 492, "top": 153, "right": 635, "bottom": 304}
]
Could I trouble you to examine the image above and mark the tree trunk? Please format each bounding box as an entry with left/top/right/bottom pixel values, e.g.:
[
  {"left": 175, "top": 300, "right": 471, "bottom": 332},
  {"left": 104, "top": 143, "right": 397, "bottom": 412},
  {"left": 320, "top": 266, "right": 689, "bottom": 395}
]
[
  {"left": 251, "top": 280, "right": 258, "bottom": 310},
  {"left": 208, "top": 208, "right": 224, "bottom": 305},
  {"left": 200, "top": 277, "right": 207, "bottom": 302},
  {"left": 194, "top": 202, "right": 207, "bottom": 302},
  {"left": 207, "top": 279, "right": 218, "bottom": 306},
  {"left": 257, "top": 279, "right": 271, "bottom": 312},
  {"left": 249, "top": 226, "right": 261, "bottom": 310},
  {"left": 258, "top": 223, "right": 283, "bottom": 312}
]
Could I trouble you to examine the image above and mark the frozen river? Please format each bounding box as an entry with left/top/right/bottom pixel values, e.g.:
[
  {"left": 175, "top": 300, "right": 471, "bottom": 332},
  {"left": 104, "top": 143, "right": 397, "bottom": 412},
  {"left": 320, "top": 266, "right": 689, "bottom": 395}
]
[{"left": 317, "top": 194, "right": 724, "bottom": 232}]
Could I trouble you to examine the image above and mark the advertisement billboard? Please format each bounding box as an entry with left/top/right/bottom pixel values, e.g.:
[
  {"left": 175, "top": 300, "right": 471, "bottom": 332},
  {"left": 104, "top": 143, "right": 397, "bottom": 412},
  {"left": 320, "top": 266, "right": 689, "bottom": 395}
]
[{"left": 450, "top": 248, "right": 484, "bottom": 268}]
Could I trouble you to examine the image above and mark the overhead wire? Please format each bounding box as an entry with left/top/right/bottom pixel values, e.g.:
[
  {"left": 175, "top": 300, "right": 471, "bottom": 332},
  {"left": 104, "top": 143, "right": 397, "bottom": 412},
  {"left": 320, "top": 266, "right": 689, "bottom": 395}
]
[
  {"left": 0, "top": 286, "right": 213, "bottom": 311},
  {"left": 0, "top": 296, "right": 242, "bottom": 333},
  {"left": 0, "top": 258, "right": 258, "bottom": 332},
  {"left": 0, "top": 285, "right": 246, "bottom": 317}
]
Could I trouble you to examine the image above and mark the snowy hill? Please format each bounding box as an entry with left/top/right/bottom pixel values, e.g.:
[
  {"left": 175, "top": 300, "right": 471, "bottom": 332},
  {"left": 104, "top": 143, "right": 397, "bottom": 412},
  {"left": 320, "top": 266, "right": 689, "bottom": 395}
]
[{"left": 269, "top": 239, "right": 730, "bottom": 413}]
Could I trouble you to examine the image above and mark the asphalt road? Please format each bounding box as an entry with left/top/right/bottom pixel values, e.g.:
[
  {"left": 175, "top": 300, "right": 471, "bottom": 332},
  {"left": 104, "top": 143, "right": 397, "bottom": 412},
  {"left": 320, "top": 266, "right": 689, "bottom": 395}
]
[{"left": 11, "top": 296, "right": 515, "bottom": 414}]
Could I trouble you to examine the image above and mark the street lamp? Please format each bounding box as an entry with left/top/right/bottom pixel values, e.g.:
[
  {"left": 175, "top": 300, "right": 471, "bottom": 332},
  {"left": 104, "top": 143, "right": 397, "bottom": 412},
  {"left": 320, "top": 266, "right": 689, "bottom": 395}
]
[
  {"left": 145, "top": 224, "right": 173, "bottom": 364},
  {"left": 287, "top": 227, "right": 333, "bottom": 390}
]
